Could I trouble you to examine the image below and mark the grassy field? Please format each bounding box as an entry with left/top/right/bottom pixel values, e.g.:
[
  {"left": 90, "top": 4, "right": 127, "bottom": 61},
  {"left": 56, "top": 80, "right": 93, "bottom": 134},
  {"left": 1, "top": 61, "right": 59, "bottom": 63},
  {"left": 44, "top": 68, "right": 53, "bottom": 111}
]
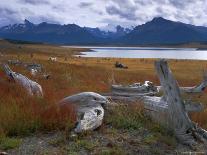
[{"left": 0, "top": 40, "right": 207, "bottom": 153}]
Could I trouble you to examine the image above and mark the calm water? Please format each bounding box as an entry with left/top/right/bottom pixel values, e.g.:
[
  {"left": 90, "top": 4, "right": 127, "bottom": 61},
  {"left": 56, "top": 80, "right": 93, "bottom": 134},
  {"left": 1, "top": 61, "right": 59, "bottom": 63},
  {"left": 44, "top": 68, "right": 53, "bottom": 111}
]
[{"left": 65, "top": 46, "right": 207, "bottom": 60}]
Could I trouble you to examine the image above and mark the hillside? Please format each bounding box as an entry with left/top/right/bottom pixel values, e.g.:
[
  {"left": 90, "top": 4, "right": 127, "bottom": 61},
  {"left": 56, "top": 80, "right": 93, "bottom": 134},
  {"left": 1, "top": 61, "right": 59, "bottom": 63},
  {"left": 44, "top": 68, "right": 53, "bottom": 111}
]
[
  {"left": 120, "top": 17, "right": 207, "bottom": 45},
  {"left": 1, "top": 18, "right": 207, "bottom": 45}
]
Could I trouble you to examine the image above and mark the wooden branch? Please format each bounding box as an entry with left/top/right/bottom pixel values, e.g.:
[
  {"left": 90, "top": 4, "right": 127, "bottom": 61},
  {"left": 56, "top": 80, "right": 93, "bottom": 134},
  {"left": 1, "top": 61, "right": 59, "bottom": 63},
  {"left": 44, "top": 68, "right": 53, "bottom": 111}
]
[
  {"left": 184, "top": 101, "right": 204, "bottom": 112},
  {"left": 157, "top": 75, "right": 207, "bottom": 94}
]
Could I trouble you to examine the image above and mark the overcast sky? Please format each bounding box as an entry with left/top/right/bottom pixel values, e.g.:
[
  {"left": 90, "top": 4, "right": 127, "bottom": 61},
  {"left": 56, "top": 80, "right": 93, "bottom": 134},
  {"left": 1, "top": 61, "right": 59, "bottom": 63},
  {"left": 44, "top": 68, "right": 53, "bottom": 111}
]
[{"left": 0, "top": 0, "right": 207, "bottom": 29}]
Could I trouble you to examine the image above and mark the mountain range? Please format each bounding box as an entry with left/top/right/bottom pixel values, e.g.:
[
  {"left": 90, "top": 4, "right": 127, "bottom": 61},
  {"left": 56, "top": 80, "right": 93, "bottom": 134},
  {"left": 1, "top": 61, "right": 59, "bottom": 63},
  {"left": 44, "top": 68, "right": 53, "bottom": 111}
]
[{"left": 0, "top": 17, "right": 207, "bottom": 45}]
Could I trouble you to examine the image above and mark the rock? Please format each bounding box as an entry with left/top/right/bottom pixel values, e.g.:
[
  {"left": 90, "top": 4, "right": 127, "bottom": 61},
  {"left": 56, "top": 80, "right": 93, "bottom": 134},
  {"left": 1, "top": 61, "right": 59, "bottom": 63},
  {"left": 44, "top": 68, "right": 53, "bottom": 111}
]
[
  {"left": 49, "top": 57, "right": 57, "bottom": 62},
  {"left": 115, "top": 61, "right": 128, "bottom": 69}
]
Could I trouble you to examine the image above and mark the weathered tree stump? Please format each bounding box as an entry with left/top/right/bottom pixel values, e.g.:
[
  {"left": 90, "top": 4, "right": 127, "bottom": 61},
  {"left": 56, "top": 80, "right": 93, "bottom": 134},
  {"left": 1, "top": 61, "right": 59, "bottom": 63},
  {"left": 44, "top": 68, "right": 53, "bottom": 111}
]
[
  {"left": 59, "top": 92, "right": 109, "bottom": 133},
  {"left": 154, "top": 59, "right": 207, "bottom": 147}
]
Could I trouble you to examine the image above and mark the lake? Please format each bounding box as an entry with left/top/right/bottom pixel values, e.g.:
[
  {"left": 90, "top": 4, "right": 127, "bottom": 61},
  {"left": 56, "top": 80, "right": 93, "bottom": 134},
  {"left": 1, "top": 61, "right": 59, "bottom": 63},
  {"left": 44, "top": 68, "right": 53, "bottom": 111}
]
[{"left": 65, "top": 46, "right": 207, "bottom": 60}]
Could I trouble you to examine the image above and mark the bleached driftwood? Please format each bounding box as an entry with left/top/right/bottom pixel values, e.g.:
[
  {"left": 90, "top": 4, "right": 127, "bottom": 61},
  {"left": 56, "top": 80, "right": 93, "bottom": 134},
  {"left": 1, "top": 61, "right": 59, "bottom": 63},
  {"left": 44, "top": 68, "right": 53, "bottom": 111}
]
[
  {"left": 111, "top": 81, "right": 158, "bottom": 96},
  {"left": 2, "top": 64, "right": 43, "bottom": 97},
  {"left": 154, "top": 59, "right": 207, "bottom": 147},
  {"left": 107, "top": 60, "right": 207, "bottom": 147},
  {"left": 106, "top": 95, "right": 203, "bottom": 113},
  {"left": 59, "top": 92, "right": 109, "bottom": 133},
  {"left": 112, "top": 71, "right": 207, "bottom": 96},
  {"left": 74, "top": 105, "right": 104, "bottom": 133}
]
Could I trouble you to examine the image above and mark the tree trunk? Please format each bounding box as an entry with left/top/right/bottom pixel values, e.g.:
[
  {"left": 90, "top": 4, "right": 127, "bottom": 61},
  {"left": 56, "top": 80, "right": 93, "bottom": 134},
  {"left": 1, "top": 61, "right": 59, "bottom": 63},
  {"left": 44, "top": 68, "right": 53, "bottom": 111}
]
[{"left": 155, "top": 59, "right": 207, "bottom": 147}]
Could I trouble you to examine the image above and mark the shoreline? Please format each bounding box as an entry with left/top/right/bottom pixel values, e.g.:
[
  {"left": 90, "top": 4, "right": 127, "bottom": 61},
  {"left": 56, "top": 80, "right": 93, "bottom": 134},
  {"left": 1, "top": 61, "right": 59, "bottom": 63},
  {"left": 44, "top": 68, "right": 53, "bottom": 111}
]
[{"left": 68, "top": 46, "right": 207, "bottom": 61}]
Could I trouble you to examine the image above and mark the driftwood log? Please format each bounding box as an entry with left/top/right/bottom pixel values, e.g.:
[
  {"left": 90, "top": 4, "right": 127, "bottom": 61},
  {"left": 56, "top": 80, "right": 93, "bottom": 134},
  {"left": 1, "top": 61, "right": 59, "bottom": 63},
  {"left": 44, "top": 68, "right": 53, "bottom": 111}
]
[
  {"left": 2, "top": 64, "right": 43, "bottom": 97},
  {"left": 154, "top": 59, "right": 207, "bottom": 147},
  {"left": 111, "top": 81, "right": 158, "bottom": 96},
  {"left": 107, "top": 59, "right": 207, "bottom": 147},
  {"left": 59, "top": 92, "right": 109, "bottom": 133},
  {"left": 111, "top": 72, "right": 207, "bottom": 96}
]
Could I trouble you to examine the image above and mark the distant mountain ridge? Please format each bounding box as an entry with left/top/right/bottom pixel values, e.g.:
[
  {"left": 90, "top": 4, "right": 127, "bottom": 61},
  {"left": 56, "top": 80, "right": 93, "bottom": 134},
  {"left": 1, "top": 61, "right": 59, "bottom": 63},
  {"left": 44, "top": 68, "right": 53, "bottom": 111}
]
[
  {"left": 0, "top": 17, "right": 207, "bottom": 45},
  {"left": 120, "top": 17, "right": 207, "bottom": 45}
]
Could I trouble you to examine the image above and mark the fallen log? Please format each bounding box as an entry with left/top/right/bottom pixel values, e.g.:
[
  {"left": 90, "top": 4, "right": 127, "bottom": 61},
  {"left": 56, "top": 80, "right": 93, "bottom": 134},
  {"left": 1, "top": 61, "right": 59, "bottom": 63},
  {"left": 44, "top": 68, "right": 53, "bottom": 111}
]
[
  {"left": 2, "top": 64, "right": 43, "bottom": 97},
  {"left": 59, "top": 92, "right": 109, "bottom": 133},
  {"left": 112, "top": 71, "right": 207, "bottom": 96},
  {"left": 111, "top": 81, "right": 158, "bottom": 96},
  {"left": 107, "top": 59, "right": 207, "bottom": 147}
]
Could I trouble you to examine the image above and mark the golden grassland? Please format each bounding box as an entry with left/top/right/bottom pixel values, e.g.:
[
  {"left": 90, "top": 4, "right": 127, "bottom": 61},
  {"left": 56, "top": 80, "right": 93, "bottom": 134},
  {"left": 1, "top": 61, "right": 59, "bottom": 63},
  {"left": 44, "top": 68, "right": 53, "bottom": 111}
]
[{"left": 0, "top": 40, "right": 207, "bottom": 140}]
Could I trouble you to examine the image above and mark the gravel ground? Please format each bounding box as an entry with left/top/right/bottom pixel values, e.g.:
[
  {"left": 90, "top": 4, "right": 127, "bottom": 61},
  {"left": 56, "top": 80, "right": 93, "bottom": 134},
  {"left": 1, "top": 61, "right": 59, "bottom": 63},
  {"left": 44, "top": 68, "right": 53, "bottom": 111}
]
[{"left": 6, "top": 127, "right": 207, "bottom": 155}]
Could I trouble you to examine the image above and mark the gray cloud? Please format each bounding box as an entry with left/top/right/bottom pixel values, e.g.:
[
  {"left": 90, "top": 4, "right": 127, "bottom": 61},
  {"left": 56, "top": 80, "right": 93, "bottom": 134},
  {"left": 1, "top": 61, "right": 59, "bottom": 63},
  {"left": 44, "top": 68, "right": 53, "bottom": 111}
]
[
  {"left": 106, "top": 0, "right": 137, "bottom": 20},
  {"left": 106, "top": 5, "right": 137, "bottom": 20},
  {"left": 78, "top": 2, "right": 93, "bottom": 8},
  {"left": 0, "top": 0, "right": 206, "bottom": 28},
  {"left": 19, "top": 0, "right": 50, "bottom": 5},
  {"left": 168, "top": 0, "right": 194, "bottom": 8},
  {"left": 0, "top": 8, "right": 17, "bottom": 15}
]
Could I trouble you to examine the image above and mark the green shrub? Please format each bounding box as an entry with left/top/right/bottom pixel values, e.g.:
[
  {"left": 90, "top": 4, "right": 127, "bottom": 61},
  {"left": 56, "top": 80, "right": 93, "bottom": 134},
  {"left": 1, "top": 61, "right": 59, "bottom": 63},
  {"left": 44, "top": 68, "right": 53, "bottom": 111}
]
[
  {"left": 0, "top": 136, "right": 22, "bottom": 150},
  {"left": 106, "top": 103, "right": 146, "bottom": 130}
]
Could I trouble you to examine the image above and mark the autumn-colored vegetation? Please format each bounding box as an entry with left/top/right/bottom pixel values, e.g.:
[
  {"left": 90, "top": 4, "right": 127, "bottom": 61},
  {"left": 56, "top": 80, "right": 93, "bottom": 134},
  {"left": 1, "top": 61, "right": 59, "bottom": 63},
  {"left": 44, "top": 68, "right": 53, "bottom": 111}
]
[{"left": 0, "top": 39, "right": 207, "bottom": 141}]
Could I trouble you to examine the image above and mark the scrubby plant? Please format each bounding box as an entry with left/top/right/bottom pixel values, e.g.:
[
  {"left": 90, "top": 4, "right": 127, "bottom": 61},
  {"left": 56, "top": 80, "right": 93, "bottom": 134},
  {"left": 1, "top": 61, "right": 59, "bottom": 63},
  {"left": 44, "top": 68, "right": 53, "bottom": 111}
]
[{"left": 105, "top": 102, "right": 146, "bottom": 130}]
